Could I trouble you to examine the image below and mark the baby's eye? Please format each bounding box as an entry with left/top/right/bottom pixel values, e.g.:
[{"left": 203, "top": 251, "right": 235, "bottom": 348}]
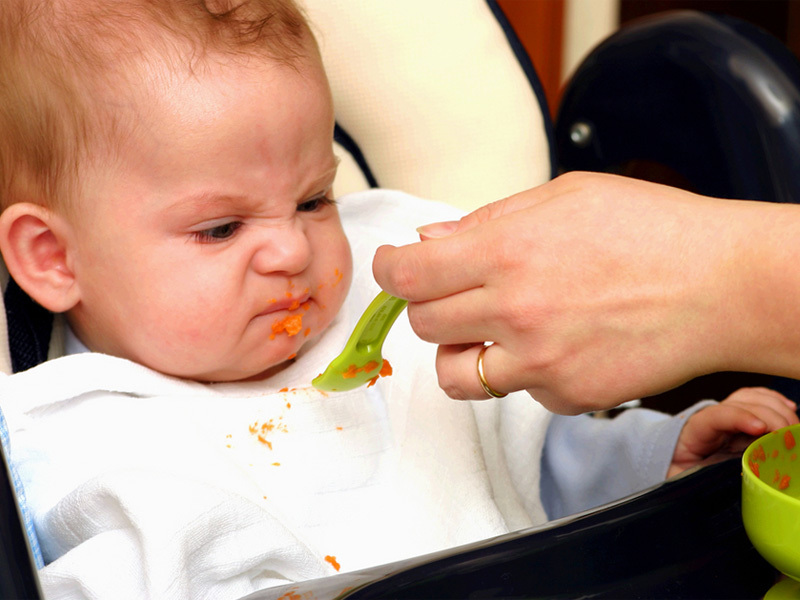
[
  {"left": 193, "top": 221, "right": 242, "bottom": 243},
  {"left": 297, "top": 195, "right": 335, "bottom": 213}
]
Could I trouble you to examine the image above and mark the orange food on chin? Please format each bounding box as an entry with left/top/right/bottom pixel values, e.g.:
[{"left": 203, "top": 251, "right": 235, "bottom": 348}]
[{"left": 271, "top": 314, "right": 303, "bottom": 338}]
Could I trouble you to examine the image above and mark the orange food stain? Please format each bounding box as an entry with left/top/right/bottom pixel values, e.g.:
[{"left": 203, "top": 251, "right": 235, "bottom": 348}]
[
  {"left": 287, "top": 353, "right": 297, "bottom": 360},
  {"left": 772, "top": 449, "right": 780, "bottom": 458},
  {"left": 272, "top": 462, "right": 281, "bottom": 466},
  {"left": 342, "top": 360, "right": 389, "bottom": 382},
  {"left": 304, "top": 328, "right": 311, "bottom": 337},
  {"left": 324, "top": 555, "right": 341, "bottom": 571},
  {"left": 367, "top": 359, "right": 395, "bottom": 387},
  {"left": 336, "top": 426, "right": 343, "bottom": 431},
  {"left": 289, "top": 299, "right": 301, "bottom": 311},
  {"left": 248, "top": 418, "right": 288, "bottom": 450},
  {"left": 279, "top": 387, "right": 289, "bottom": 393},
  {"left": 749, "top": 460, "right": 760, "bottom": 478},
  {"left": 332, "top": 268, "right": 344, "bottom": 287},
  {"left": 286, "top": 402, "right": 292, "bottom": 409},
  {"left": 785, "top": 430, "right": 796, "bottom": 450},
  {"left": 379, "top": 359, "right": 393, "bottom": 377},
  {"left": 272, "top": 314, "right": 303, "bottom": 337},
  {"left": 752, "top": 445, "right": 766, "bottom": 462},
  {"left": 780, "top": 474, "right": 791, "bottom": 490},
  {"left": 342, "top": 364, "right": 359, "bottom": 379}
]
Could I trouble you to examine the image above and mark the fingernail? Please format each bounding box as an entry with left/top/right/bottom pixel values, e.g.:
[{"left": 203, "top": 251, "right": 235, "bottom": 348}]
[{"left": 416, "top": 220, "right": 459, "bottom": 240}]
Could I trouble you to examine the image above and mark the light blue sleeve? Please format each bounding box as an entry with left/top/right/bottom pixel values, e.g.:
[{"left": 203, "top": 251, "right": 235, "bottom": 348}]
[
  {"left": 0, "top": 406, "right": 44, "bottom": 568},
  {"left": 540, "top": 401, "right": 716, "bottom": 520}
]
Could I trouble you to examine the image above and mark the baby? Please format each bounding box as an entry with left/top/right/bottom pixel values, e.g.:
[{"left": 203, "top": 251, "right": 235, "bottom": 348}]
[{"left": 0, "top": 0, "right": 796, "bottom": 599}]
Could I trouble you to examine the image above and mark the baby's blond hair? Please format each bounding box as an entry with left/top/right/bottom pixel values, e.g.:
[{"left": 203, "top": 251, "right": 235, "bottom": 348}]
[{"left": 0, "top": 0, "right": 313, "bottom": 212}]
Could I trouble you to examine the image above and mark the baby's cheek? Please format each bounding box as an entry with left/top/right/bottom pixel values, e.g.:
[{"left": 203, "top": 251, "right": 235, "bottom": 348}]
[{"left": 312, "top": 265, "right": 352, "bottom": 333}]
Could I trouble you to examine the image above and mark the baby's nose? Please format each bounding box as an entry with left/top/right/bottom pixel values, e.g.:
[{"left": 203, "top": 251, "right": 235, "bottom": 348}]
[{"left": 250, "top": 222, "right": 312, "bottom": 276}]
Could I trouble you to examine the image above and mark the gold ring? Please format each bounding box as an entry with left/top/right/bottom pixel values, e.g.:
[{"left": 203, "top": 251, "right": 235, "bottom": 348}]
[{"left": 477, "top": 344, "right": 507, "bottom": 398}]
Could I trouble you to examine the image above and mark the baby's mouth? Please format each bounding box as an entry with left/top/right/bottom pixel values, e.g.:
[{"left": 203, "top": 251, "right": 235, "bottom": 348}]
[{"left": 255, "top": 293, "right": 311, "bottom": 318}]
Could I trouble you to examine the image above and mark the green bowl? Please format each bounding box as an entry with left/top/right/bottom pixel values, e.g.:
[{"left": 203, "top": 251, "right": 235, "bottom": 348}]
[{"left": 742, "top": 424, "right": 800, "bottom": 582}]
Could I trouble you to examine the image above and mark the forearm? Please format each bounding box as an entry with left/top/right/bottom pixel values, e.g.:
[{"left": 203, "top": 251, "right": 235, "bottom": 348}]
[{"left": 712, "top": 199, "right": 800, "bottom": 379}]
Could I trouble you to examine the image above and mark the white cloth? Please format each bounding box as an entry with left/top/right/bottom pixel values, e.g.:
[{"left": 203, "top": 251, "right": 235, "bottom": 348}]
[{"left": 0, "top": 190, "right": 553, "bottom": 600}]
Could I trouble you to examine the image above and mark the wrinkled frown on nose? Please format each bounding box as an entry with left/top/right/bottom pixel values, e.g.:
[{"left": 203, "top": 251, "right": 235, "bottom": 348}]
[{"left": 249, "top": 221, "right": 313, "bottom": 276}]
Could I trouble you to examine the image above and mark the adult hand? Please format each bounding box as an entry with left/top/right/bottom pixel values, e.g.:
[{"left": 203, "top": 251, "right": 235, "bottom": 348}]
[{"left": 373, "top": 172, "right": 800, "bottom": 414}]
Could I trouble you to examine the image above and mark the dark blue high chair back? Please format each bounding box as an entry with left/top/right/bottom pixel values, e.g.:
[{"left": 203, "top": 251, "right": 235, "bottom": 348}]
[
  {"left": 557, "top": 10, "right": 800, "bottom": 204},
  {"left": 2, "top": 7, "right": 798, "bottom": 599}
]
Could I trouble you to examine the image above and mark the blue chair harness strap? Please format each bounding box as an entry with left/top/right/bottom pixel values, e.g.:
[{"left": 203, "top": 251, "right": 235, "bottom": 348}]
[{"left": 3, "top": 278, "right": 52, "bottom": 374}]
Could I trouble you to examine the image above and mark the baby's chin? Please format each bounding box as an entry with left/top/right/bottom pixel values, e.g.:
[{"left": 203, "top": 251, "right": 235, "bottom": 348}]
[
  {"left": 188, "top": 335, "right": 323, "bottom": 383},
  {"left": 236, "top": 358, "right": 299, "bottom": 383},
  {"left": 176, "top": 361, "right": 290, "bottom": 384}
]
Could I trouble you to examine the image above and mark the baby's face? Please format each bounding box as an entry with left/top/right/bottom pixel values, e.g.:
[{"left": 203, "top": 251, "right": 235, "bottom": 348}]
[{"left": 65, "top": 54, "right": 352, "bottom": 381}]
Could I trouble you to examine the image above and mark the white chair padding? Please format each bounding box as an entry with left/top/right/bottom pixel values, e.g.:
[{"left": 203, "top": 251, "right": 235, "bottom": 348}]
[{"left": 305, "top": 0, "right": 553, "bottom": 211}]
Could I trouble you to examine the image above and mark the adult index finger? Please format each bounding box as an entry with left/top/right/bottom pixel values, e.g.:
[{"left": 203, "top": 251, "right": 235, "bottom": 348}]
[
  {"left": 374, "top": 173, "right": 586, "bottom": 300},
  {"left": 372, "top": 230, "right": 489, "bottom": 302}
]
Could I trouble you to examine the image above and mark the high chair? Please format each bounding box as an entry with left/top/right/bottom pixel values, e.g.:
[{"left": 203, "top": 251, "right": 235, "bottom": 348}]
[{"left": 2, "top": 2, "right": 798, "bottom": 598}]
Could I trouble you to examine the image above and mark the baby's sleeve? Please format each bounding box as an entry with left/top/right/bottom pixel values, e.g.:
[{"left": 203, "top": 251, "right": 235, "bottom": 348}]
[
  {"left": 540, "top": 401, "right": 715, "bottom": 520},
  {"left": 0, "top": 392, "right": 44, "bottom": 569}
]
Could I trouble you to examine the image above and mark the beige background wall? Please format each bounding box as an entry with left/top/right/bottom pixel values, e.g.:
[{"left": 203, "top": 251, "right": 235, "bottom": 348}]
[{"left": 562, "top": 0, "right": 620, "bottom": 83}]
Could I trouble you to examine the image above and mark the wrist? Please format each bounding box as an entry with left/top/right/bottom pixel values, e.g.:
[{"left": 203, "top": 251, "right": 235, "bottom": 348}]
[{"left": 717, "top": 200, "right": 800, "bottom": 378}]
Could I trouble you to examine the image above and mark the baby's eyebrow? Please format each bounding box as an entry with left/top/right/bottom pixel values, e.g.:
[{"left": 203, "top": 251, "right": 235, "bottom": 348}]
[
  {"left": 307, "top": 159, "right": 340, "bottom": 194},
  {"left": 165, "top": 192, "right": 250, "bottom": 217},
  {"left": 166, "top": 160, "right": 341, "bottom": 215}
]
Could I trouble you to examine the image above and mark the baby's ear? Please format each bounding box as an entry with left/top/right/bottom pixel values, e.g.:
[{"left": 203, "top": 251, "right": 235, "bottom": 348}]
[{"left": 0, "top": 203, "right": 80, "bottom": 313}]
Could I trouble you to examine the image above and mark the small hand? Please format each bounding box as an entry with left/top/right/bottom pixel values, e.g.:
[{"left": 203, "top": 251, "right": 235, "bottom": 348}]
[{"left": 668, "top": 387, "right": 798, "bottom": 477}]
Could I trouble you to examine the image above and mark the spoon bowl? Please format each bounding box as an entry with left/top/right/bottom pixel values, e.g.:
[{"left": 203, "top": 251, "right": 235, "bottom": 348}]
[{"left": 312, "top": 291, "right": 407, "bottom": 392}]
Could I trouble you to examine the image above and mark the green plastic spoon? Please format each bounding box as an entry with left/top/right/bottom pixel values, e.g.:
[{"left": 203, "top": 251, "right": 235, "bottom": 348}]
[{"left": 312, "top": 290, "right": 408, "bottom": 392}]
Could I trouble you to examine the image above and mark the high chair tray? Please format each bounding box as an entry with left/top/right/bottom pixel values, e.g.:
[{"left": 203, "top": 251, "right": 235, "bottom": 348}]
[{"left": 254, "top": 457, "right": 776, "bottom": 599}]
